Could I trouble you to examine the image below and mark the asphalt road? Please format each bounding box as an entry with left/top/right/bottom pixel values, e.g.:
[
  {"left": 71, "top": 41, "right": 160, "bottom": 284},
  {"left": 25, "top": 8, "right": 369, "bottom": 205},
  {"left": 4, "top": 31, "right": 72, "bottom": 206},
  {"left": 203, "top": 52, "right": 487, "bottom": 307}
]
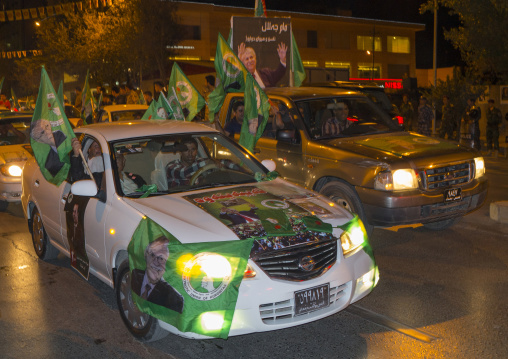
[{"left": 0, "top": 156, "right": 507, "bottom": 359}]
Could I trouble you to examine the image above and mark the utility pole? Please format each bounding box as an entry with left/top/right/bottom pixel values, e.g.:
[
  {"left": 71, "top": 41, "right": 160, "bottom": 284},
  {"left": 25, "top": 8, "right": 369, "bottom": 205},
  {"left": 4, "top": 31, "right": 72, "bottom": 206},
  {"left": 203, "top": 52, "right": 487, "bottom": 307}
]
[{"left": 432, "top": 0, "right": 438, "bottom": 135}]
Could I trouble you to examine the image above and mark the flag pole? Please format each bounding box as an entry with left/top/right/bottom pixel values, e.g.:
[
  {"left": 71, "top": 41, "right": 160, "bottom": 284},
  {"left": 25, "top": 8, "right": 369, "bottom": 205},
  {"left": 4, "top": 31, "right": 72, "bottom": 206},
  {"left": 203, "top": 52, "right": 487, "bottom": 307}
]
[{"left": 78, "top": 149, "right": 94, "bottom": 178}]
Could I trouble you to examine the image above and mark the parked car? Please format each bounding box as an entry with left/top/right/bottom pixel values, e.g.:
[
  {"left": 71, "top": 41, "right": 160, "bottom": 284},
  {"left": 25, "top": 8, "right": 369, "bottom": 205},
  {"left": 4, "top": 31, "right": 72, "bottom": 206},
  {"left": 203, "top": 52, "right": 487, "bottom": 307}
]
[
  {"left": 217, "top": 87, "right": 488, "bottom": 235},
  {"left": 309, "top": 81, "right": 403, "bottom": 126},
  {"left": 95, "top": 104, "right": 148, "bottom": 123},
  {"left": 0, "top": 112, "right": 33, "bottom": 211},
  {"left": 21, "top": 120, "right": 377, "bottom": 340},
  {"left": 64, "top": 104, "right": 84, "bottom": 128}
]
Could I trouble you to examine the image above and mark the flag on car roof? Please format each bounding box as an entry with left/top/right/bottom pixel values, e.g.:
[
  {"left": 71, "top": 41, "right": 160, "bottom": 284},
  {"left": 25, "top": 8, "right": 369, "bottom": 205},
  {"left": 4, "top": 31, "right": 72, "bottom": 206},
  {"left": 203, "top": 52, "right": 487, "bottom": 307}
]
[
  {"left": 142, "top": 92, "right": 173, "bottom": 120},
  {"left": 168, "top": 62, "right": 206, "bottom": 121},
  {"left": 81, "top": 69, "right": 95, "bottom": 125},
  {"left": 128, "top": 217, "right": 253, "bottom": 339},
  {"left": 254, "top": 0, "right": 267, "bottom": 17},
  {"left": 291, "top": 31, "right": 306, "bottom": 87},
  {"left": 165, "top": 87, "right": 185, "bottom": 121},
  {"left": 141, "top": 95, "right": 158, "bottom": 120},
  {"left": 30, "top": 67, "right": 76, "bottom": 186}
]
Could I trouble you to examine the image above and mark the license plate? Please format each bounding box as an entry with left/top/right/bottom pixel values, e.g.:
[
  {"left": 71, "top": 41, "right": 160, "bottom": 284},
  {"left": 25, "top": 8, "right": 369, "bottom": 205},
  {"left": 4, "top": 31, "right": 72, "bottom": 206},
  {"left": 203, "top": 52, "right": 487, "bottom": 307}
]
[
  {"left": 294, "top": 283, "right": 330, "bottom": 316},
  {"left": 444, "top": 188, "right": 462, "bottom": 202}
]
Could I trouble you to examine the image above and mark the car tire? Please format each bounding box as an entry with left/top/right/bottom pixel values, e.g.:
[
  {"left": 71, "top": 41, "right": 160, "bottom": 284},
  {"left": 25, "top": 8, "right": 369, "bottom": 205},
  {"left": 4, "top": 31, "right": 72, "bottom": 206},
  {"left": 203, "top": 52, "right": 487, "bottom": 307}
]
[
  {"left": 319, "top": 181, "right": 374, "bottom": 237},
  {"left": 0, "top": 200, "right": 8, "bottom": 212},
  {"left": 115, "top": 260, "right": 169, "bottom": 342},
  {"left": 31, "top": 207, "right": 59, "bottom": 260},
  {"left": 422, "top": 218, "right": 459, "bottom": 231}
]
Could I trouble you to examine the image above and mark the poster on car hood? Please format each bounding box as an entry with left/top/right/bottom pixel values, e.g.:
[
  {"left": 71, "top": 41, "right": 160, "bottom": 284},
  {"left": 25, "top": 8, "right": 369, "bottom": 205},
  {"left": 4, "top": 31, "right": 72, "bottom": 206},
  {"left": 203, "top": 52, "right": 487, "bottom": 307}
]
[{"left": 231, "top": 16, "right": 291, "bottom": 88}]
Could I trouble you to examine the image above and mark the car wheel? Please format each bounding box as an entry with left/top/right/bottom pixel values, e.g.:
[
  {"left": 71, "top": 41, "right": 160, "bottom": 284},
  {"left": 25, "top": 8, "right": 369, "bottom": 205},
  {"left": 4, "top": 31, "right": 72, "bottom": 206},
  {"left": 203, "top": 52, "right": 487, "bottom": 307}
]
[
  {"left": 422, "top": 218, "right": 459, "bottom": 231},
  {"left": 31, "top": 207, "right": 59, "bottom": 260},
  {"left": 0, "top": 200, "right": 8, "bottom": 212},
  {"left": 115, "top": 260, "right": 168, "bottom": 342},
  {"left": 319, "top": 181, "right": 374, "bottom": 237}
]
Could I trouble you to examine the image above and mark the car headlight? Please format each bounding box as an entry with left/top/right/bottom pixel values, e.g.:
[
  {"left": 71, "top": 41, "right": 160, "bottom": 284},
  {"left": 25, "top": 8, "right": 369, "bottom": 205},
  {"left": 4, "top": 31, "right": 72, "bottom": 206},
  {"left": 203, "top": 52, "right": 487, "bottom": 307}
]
[
  {"left": 340, "top": 217, "right": 367, "bottom": 257},
  {"left": 0, "top": 164, "right": 23, "bottom": 177},
  {"left": 374, "top": 169, "right": 418, "bottom": 191},
  {"left": 474, "top": 157, "right": 485, "bottom": 178}
]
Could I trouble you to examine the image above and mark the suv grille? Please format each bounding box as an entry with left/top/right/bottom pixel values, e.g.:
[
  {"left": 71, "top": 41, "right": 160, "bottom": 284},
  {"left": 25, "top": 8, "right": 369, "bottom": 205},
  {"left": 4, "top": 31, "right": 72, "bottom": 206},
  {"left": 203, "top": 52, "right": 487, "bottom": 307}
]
[
  {"left": 252, "top": 239, "right": 337, "bottom": 281},
  {"left": 420, "top": 161, "right": 472, "bottom": 190}
]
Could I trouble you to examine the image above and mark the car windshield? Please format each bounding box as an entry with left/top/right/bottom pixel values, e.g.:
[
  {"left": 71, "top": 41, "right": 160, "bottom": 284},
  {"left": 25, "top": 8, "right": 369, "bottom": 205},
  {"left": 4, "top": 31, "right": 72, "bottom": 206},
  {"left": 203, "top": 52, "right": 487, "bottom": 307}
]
[
  {"left": 0, "top": 117, "right": 32, "bottom": 145},
  {"left": 296, "top": 96, "right": 400, "bottom": 139},
  {"left": 111, "top": 132, "right": 268, "bottom": 197},
  {"left": 111, "top": 110, "right": 145, "bottom": 122}
]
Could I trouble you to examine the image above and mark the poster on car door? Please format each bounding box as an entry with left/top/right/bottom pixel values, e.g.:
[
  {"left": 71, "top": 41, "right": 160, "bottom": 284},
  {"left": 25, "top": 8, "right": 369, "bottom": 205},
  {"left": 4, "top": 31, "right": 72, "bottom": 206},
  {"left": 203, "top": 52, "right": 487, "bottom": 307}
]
[
  {"left": 231, "top": 16, "right": 291, "bottom": 88},
  {"left": 64, "top": 194, "right": 90, "bottom": 280}
]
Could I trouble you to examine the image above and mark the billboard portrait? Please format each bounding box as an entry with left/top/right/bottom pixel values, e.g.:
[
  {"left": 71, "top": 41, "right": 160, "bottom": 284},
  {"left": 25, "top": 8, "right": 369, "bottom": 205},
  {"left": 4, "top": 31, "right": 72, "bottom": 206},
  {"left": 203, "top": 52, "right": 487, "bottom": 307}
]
[{"left": 232, "top": 16, "right": 292, "bottom": 88}]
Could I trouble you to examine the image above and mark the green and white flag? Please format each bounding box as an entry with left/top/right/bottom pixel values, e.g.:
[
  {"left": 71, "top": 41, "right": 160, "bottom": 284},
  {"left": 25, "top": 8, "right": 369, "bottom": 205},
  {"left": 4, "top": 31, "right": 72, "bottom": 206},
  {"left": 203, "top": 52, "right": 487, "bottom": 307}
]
[
  {"left": 168, "top": 62, "right": 206, "bottom": 121},
  {"left": 215, "top": 33, "right": 246, "bottom": 95},
  {"left": 291, "top": 31, "right": 306, "bottom": 87},
  {"left": 165, "top": 87, "right": 185, "bottom": 121},
  {"left": 139, "top": 89, "right": 146, "bottom": 105},
  {"left": 30, "top": 67, "right": 76, "bottom": 186},
  {"left": 10, "top": 88, "right": 20, "bottom": 111},
  {"left": 143, "top": 93, "right": 174, "bottom": 120},
  {"left": 141, "top": 95, "right": 158, "bottom": 120},
  {"left": 128, "top": 217, "right": 253, "bottom": 339},
  {"left": 254, "top": 0, "right": 266, "bottom": 17},
  {"left": 81, "top": 70, "right": 94, "bottom": 125}
]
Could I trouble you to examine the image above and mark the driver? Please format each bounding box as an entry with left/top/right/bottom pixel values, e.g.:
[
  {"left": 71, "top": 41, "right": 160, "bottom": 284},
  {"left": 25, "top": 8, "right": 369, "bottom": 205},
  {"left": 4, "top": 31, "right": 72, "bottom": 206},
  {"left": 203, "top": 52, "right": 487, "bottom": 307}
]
[
  {"left": 166, "top": 137, "right": 239, "bottom": 188},
  {"left": 321, "top": 102, "right": 350, "bottom": 137}
]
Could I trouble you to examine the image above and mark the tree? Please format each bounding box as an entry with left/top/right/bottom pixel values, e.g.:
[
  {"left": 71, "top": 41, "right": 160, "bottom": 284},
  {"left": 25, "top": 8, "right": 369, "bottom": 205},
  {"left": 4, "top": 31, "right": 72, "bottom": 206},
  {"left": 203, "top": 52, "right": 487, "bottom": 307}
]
[
  {"left": 421, "top": 0, "right": 508, "bottom": 82},
  {"left": 13, "top": 0, "right": 182, "bottom": 89}
]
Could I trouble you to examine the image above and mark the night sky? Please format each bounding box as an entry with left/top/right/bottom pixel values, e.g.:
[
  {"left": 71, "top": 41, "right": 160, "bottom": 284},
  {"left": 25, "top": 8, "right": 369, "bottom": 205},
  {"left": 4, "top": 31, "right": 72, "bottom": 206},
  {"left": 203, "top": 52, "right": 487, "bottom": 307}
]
[{"left": 190, "top": 0, "right": 462, "bottom": 69}]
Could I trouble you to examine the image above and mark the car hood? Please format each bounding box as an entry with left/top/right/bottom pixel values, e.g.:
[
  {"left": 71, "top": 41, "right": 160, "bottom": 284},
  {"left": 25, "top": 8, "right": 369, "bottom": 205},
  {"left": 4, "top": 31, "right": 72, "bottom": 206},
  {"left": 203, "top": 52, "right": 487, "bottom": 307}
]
[
  {"left": 325, "top": 132, "right": 474, "bottom": 160},
  {"left": 123, "top": 180, "right": 353, "bottom": 244},
  {"left": 0, "top": 144, "right": 32, "bottom": 165}
]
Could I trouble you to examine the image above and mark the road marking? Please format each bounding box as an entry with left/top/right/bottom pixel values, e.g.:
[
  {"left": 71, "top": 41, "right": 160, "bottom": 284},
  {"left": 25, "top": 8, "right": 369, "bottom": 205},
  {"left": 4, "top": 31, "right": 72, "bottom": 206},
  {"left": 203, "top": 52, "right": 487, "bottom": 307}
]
[{"left": 346, "top": 305, "right": 439, "bottom": 343}]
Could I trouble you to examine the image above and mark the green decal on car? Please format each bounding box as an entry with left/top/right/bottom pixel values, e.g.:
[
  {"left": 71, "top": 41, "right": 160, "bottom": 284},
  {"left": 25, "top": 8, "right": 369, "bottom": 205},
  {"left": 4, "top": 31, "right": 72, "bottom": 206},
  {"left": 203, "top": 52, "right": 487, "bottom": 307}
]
[{"left": 128, "top": 217, "right": 252, "bottom": 339}]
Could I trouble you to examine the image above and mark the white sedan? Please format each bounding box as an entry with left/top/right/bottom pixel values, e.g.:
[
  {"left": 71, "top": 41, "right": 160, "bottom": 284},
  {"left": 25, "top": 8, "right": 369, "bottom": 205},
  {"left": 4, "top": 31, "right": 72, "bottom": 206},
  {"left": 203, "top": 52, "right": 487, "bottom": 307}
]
[
  {"left": 21, "top": 120, "right": 377, "bottom": 340},
  {"left": 95, "top": 104, "right": 148, "bottom": 123}
]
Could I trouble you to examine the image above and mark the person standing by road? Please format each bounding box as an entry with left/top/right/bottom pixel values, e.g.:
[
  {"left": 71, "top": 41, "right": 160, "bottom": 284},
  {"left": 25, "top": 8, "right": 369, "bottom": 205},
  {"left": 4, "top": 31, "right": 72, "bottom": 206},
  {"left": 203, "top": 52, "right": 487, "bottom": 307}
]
[
  {"left": 417, "top": 96, "right": 433, "bottom": 136},
  {"left": 463, "top": 98, "right": 482, "bottom": 151},
  {"left": 399, "top": 94, "right": 414, "bottom": 131},
  {"left": 485, "top": 99, "right": 502, "bottom": 157},
  {"left": 438, "top": 95, "right": 456, "bottom": 140}
]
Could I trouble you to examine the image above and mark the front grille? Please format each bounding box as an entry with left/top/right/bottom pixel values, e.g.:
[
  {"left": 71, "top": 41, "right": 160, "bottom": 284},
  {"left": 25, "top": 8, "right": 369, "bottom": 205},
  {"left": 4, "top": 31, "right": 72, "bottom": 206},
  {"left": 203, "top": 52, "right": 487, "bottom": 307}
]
[
  {"left": 259, "top": 282, "right": 350, "bottom": 324},
  {"left": 419, "top": 161, "right": 472, "bottom": 190},
  {"left": 252, "top": 240, "right": 337, "bottom": 281}
]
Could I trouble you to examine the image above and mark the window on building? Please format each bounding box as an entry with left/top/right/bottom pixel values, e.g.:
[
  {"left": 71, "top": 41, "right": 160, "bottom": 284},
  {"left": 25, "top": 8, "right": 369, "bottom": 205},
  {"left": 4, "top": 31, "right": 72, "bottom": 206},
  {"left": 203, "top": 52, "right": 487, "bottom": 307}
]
[
  {"left": 358, "top": 64, "right": 381, "bottom": 79},
  {"left": 387, "top": 36, "right": 409, "bottom": 53},
  {"left": 357, "top": 36, "right": 381, "bottom": 52},
  {"left": 307, "top": 30, "right": 318, "bottom": 48},
  {"left": 181, "top": 25, "right": 201, "bottom": 40}
]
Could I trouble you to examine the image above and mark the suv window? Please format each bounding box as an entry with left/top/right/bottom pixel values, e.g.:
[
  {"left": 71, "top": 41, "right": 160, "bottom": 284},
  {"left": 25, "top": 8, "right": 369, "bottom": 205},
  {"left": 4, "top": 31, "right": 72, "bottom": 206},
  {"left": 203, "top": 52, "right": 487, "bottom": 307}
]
[{"left": 296, "top": 97, "right": 397, "bottom": 139}]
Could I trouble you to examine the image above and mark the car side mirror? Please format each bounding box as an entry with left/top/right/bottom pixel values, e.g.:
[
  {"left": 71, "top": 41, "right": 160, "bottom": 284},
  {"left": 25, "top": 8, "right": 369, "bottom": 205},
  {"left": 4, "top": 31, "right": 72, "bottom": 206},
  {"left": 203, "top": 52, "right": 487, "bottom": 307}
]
[
  {"left": 261, "top": 159, "right": 276, "bottom": 172},
  {"left": 71, "top": 179, "right": 98, "bottom": 197},
  {"left": 277, "top": 129, "right": 296, "bottom": 142}
]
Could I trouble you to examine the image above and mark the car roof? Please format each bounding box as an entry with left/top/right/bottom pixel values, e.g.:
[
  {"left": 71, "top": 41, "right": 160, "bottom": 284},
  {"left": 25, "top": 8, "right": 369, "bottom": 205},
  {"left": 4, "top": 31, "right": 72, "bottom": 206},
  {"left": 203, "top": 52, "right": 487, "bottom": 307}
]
[
  {"left": 309, "top": 81, "right": 385, "bottom": 91},
  {"left": 264, "top": 86, "right": 365, "bottom": 101},
  {"left": 103, "top": 104, "right": 148, "bottom": 111},
  {"left": 75, "top": 120, "right": 218, "bottom": 142},
  {"left": 0, "top": 111, "right": 33, "bottom": 123}
]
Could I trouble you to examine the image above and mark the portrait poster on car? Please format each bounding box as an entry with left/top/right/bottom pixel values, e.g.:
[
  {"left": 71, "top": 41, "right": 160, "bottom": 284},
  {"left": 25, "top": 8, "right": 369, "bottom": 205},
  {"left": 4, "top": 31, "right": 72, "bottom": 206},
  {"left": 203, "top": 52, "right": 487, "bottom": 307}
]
[
  {"left": 231, "top": 16, "right": 291, "bottom": 88},
  {"left": 128, "top": 217, "right": 253, "bottom": 339},
  {"left": 64, "top": 194, "right": 90, "bottom": 279}
]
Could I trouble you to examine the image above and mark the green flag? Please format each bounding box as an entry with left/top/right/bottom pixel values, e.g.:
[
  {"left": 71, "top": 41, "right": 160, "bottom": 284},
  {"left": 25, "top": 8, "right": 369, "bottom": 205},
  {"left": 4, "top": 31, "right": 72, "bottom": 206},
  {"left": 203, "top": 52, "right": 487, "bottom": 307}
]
[
  {"left": 291, "top": 31, "right": 306, "bottom": 87},
  {"left": 214, "top": 33, "right": 246, "bottom": 95},
  {"left": 139, "top": 89, "right": 146, "bottom": 105},
  {"left": 81, "top": 70, "right": 94, "bottom": 125},
  {"left": 168, "top": 62, "right": 206, "bottom": 121},
  {"left": 30, "top": 67, "right": 76, "bottom": 186},
  {"left": 143, "top": 93, "right": 174, "bottom": 120},
  {"left": 141, "top": 96, "right": 158, "bottom": 120},
  {"left": 57, "top": 80, "right": 64, "bottom": 106},
  {"left": 165, "top": 87, "right": 185, "bottom": 121},
  {"left": 11, "top": 88, "right": 20, "bottom": 111},
  {"left": 207, "top": 84, "right": 226, "bottom": 122},
  {"left": 254, "top": 0, "right": 266, "bottom": 17},
  {"left": 128, "top": 217, "right": 253, "bottom": 339}
]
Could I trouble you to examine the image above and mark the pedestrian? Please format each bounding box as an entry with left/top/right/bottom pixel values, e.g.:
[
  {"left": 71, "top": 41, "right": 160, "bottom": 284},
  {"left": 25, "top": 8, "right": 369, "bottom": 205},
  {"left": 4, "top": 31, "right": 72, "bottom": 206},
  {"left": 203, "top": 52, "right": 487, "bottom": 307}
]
[
  {"left": 417, "top": 96, "right": 433, "bottom": 136},
  {"left": 485, "top": 99, "right": 502, "bottom": 157},
  {"left": 438, "top": 95, "right": 456, "bottom": 140},
  {"left": 112, "top": 86, "right": 126, "bottom": 105},
  {"left": 399, "top": 94, "right": 414, "bottom": 131},
  {"left": 464, "top": 98, "right": 481, "bottom": 151},
  {"left": 143, "top": 91, "right": 153, "bottom": 106},
  {"left": 154, "top": 81, "right": 167, "bottom": 101},
  {"left": 126, "top": 84, "right": 140, "bottom": 104}
]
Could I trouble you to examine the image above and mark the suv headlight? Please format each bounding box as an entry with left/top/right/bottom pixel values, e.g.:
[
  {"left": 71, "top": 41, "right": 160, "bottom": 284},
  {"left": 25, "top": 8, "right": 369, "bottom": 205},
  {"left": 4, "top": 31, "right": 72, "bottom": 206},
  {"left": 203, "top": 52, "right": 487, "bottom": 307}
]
[
  {"left": 474, "top": 157, "right": 485, "bottom": 178},
  {"left": 0, "top": 164, "right": 23, "bottom": 177},
  {"left": 374, "top": 169, "right": 418, "bottom": 191}
]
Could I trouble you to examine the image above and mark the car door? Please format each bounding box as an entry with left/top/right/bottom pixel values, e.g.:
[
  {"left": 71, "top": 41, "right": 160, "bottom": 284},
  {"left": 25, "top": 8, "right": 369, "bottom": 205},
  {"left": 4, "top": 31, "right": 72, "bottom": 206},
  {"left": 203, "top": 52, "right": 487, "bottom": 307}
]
[{"left": 59, "top": 135, "right": 112, "bottom": 277}]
